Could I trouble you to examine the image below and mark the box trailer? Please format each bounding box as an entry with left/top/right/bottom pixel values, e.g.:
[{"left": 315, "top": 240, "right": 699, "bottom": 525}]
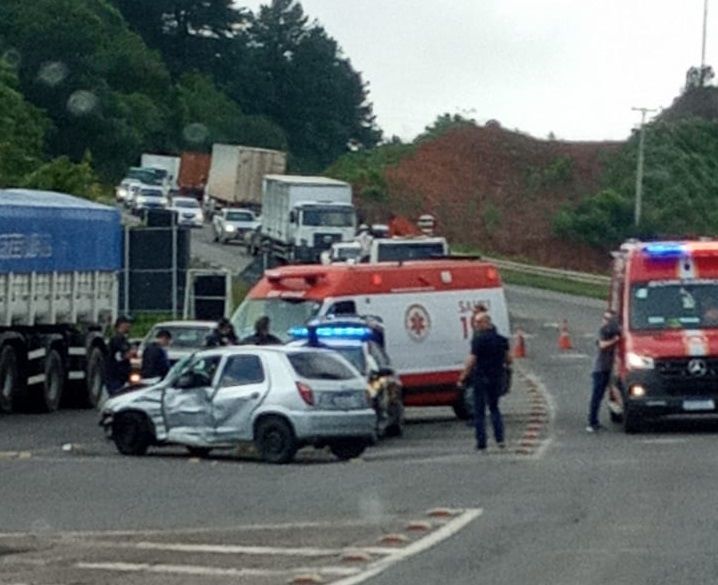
[
  {"left": 0, "top": 190, "right": 122, "bottom": 413},
  {"left": 178, "top": 152, "right": 211, "bottom": 198}
]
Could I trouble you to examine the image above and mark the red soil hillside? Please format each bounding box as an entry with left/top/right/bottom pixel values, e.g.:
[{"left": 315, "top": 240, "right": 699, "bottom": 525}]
[{"left": 359, "top": 125, "right": 622, "bottom": 273}]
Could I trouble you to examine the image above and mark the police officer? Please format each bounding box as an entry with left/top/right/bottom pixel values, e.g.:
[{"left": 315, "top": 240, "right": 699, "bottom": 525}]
[
  {"left": 206, "top": 317, "right": 239, "bottom": 347},
  {"left": 241, "top": 316, "right": 282, "bottom": 346},
  {"left": 106, "top": 316, "right": 135, "bottom": 396},
  {"left": 458, "top": 312, "right": 511, "bottom": 451},
  {"left": 140, "top": 329, "right": 172, "bottom": 379}
]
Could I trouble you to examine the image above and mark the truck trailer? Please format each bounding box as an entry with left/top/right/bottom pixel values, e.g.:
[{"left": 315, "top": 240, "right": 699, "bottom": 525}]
[
  {"left": 204, "top": 144, "right": 286, "bottom": 216},
  {"left": 178, "top": 152, "right": 211, "bottom": 199},
  {"left": 0, "top": 190, "right": 122, "bottom": 413},
  {"left": 256, "top": 175, "right": 356, "bottom": 263}
]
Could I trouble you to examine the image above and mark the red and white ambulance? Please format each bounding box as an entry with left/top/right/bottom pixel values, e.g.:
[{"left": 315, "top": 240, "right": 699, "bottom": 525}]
[
  {"left": 231, "top": 260, "right": 510, "bottom": 417},
  {"left": 608, "top": 240, "right": 718, "bottom": 432}
]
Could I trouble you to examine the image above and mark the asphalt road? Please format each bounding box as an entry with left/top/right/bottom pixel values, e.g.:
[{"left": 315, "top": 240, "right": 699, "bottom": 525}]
[{"left": 3, "top": 234, "right": 718, "bottom": 584}]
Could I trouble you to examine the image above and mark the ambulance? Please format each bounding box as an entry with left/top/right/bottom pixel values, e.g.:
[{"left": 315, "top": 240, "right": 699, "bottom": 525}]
[
  {"left": 608, "top": 240, "right": 718, "bottom": 432},
  {"left": 231, "top": 260, "right": 510, "bottom": 418}
]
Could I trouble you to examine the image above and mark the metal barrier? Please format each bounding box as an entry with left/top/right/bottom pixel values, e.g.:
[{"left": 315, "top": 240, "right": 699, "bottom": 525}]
[{"left": 485, "top": 257, "right": 610, "bottom": 286}]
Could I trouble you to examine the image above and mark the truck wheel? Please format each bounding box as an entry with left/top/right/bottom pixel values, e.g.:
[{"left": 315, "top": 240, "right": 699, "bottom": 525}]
[
  {"left": 623, "top": 406, "right": 642, "bottom": 434},
  {"left": 0, "top": 346, "right": 19, "bottom": 414},
  {"left": 83, "top": 347, "right": 105, "bottom": 409},
  {"left": 329, "top": 440, "right": 366, "bottom": 461},
  {"left": 38, "top": 350, "right": 64, "bottom": 412},
  {"left": 113, "top": 412, "right": 152, "bottom": 456},
  {"left": 255, "top": 416, "right": 297, "bottom": 464}
]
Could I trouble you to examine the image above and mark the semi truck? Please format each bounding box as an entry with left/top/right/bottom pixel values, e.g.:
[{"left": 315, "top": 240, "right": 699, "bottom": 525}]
[
  {"left": 140, "top": 153, "right": 181, "bottom": 190},
  {"left": 0, "top": 189, "right": 122, "bottom": 413},
  {"left": 204, "top": 144, "right": 287, "bottom": 216},
  {"left": 255, "top": 175, "right": 357, "bottom": 263}
]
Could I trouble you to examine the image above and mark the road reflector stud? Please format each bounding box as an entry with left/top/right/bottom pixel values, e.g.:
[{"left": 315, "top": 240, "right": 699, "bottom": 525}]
[
  {"left": 406, "top": 521, "right": 432, "bottom": 532},
  {"left": 290, "top": 574, "right": 324, "bottom": 584},
  {"left": 341, "top": 550, "right": 372, "bottom": 563},
  {"left": 188, "top": 457, "right": 201, "bottom": 464},
  {"left": 379, "top": 533, "right": 410, "bottom": 545},
  {"left": 526, "top": 423, "right": 543, "bottom": 432},
  {"left": 516, "top": 447, "right": 533, "bottom": 455}
]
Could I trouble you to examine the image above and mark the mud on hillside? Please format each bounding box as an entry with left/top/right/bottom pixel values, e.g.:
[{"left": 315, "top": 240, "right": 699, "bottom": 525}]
[{"left": 358, "top": 125, "right": 622, "bottom": 273}]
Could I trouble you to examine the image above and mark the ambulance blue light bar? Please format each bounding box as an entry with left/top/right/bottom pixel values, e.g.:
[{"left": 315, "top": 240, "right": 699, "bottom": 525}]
[
  {"left": 643, "top": 242, "right": 685, "bottom": 259},
  {"left": 289, "top": 325, "right": 374, "bottom": 341}
]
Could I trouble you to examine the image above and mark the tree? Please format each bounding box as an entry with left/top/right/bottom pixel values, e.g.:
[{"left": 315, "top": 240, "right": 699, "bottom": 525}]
[{"left": 415, "top": 113, "right": 476, "bottom": 143}]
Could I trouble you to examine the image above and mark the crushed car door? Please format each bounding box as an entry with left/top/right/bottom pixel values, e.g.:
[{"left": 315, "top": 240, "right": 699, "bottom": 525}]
[
  {"left": 212, "top": 354, "right": 269, "bottom": 441},
  {"left": 163, "top": 355, "right": 221, "bottom": 445}
]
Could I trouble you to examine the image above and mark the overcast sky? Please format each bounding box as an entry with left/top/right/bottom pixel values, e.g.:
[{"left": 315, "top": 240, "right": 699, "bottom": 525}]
[{"left": 240, "top": 1, "right": 713, "bottom": 142}]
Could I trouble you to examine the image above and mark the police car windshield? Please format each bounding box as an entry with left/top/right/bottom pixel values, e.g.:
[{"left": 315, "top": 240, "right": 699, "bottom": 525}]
[
  {"left": 231, "top": 298, "right": 321, "bottom": 341},
  {"left": 630, "top": 281, "right": 718, "bottom": 330}
]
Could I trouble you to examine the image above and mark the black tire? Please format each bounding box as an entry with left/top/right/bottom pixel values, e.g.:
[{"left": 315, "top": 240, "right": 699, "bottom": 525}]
[
  {"left": 38, "top": 350, "right": 64, "bottom": 412},
  {"left": 113, "top": 412, "right": 152, "bottom": 456},
  {"left": 623, "top": 406, "right": 642, "bottom": 434},
  {"left": 255, "top": 417, "right": 298, "bottom": 464},
  {"left": 187, "top": 446, "right": 212, "bottom": 458},
  {"left": 329, "top": 440, "right": 367, "bottom": 461},
  {"left": 0, "top": 345, "right": 19, "bottom": 414},
  {"left": 83, "top": 347, "right": 105, "bottom": 409}
]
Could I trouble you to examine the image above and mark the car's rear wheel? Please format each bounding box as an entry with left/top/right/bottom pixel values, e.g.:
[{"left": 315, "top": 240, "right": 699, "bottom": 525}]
[
  {"left": 329, "top": 440, "right": 366, "bottom": 461},
  {"left": 113, "top": 412, "right": 152, "bottom": 456},
  {"left": 255, "top": 416, "right": 297, "bottom": 464}
]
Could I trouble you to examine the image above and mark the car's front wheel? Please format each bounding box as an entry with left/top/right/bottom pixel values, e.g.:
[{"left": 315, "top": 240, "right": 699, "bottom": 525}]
[
  {"left": 329, "top": 440, "right": 366, "bottom": 461},
  {"left": 113, "top": 412, "right": 153, "bottom": 456},
  {"left": 255, "top": 416, "right": 298, "bottom": 464}
]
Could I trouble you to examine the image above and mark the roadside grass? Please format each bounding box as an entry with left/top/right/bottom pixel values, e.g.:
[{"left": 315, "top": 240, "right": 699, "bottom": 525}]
[{"left": 500, "top": 269, "right": 608, "bottom": 300}]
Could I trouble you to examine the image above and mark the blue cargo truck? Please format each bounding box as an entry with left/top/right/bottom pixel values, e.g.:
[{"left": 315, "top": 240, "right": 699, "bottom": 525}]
[{"left": 0, "top": 190, "right": 122, "bottom": 413}]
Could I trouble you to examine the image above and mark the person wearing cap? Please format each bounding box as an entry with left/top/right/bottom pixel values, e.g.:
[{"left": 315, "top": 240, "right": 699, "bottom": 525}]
[
  {"left": 106, "top": 316, "right": 135, "bottom": 396},
  {"left": 241, "top": 316, "right": 282, "bottom": 346},
  {"left": 140, "top": 329, "right": 172, "bottom": 379},
  {"left": 206, "top": 317, "right": 239, "bottom": 347}
]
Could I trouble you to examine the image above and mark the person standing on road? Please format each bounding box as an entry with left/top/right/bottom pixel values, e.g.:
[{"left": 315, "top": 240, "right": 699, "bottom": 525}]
[
  {"left": 140, "top": 329, "right": 172, "bottom": 379},
  {"left": 206, "top": 317, "right": 239, "bottom": 347},
  {"left": 241, "top": 316, "right": 282, "bottom": 346},
  {"left": 587, "top": 310, "right": 621, "bottom": 432},
  {"left": 106, "top": 316, "right": 135, "bottom": 396},
  {"left": 458, "top": 312, "right": 511, "bottom": 451}
]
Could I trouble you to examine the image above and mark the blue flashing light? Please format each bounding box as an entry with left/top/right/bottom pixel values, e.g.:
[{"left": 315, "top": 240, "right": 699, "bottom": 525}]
[
  {"left": 643, "top": 242, "right": 685, "bottom": 259},
  {"left": 288, "top": 325, "right": 374, "bottom": 341}
]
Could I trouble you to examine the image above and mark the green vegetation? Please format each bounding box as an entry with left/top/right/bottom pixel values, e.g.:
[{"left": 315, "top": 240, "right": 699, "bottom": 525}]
[
  {"left": 525, "top": 155, "right": 574, "bottom": 193},
  {"left": 0, "top": 0, "right": 379, "bottom": 192},
  {"left": 554, "top": 114, "right": 718, "bottom": 249},
  {"left": 500, "top": 269, "right": 608, "bottom": 300}
]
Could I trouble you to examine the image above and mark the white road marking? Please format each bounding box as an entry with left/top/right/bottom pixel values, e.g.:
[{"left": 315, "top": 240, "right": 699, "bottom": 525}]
[
  {"left": 76, "top": 562, "right": 359, "bottom": 578},
  {"left": 130, "top": 541, "right": 395, "bottom": 558},
  {"left": 551, "top": 353, "right": 590, "bottom": 360},
  {"left": 330, "top": 508, "right": 483, "bottom": 585},
  {"left": 639, "top": 438, "right": 688, "bottom": 445}
]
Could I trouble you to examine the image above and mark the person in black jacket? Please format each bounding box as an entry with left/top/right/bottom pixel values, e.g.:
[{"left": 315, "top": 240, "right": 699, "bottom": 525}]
[
  {"left": 140, "top": 329, "right": 172, "bottom": 379},
  {"left": 241, "top": 316, "right": 282, "bottom": 346},
  {"left": 206, "top": 318, "right": 239, "bottom": 347},
  {"left": 106, "top": 316, "right": 135, "bottom": 396}
]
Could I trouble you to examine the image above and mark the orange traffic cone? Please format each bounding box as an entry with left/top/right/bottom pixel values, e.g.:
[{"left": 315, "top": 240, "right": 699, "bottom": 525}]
[
  {"left": 513, "top": 328, "right": 527, "bottom": 358},
  {"left": 558, "top": 319, "right": 573, "bottom": 350}
]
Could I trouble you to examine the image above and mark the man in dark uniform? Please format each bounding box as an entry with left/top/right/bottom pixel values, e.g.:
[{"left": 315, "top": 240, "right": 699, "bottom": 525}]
[
  {"left": 206, "top": 317, "right": 239, "bottom": 347},
  {"left": 140, "top": 329, "right": 172, "bottom": 379},
  {"left": 106, "top": 316, "right": 134, "bottom": 396},
  {"left": 241, "top": 316, "right": 282, "bottom": 346},
  {"left": 458, "top": 312, "right": 511, "bottom": 451},
  {"left": 587, "top": 310, "right": 621, "bottom": 432}
]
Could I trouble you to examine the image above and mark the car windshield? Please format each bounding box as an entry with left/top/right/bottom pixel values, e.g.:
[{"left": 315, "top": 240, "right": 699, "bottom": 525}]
[
  {"left": 231, "top": 298, "right": 322, "bottom": 341},
  {"left": 226, "top": 211, "right": 254, "bottom": 221},
  {"left": 175, "top": 199, "right": 199, "bottom": 208},
  {"left": 149, "top": 326, "right": 211, "bottom": 349},
  {"left": 375, "top": 242, "right": 445, "bottom": 262},
  {"left": 288, "top": 351, "right": 358, "bottom": 380},
  {"left": 301, "top": 207, "right": 355, "bottom": 228},
  {"left": 630, "top": 281, "right": 718, "bottom": 330}
]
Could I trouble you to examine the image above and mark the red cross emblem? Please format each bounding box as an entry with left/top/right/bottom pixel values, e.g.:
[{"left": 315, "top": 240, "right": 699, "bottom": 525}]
[{"left": 405, "top": 304, "right": 431, "bottom": 341}]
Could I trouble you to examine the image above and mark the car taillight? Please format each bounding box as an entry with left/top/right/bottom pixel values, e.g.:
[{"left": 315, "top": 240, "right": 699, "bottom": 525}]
[{"left": 296, "top": 382, "right": 315, "bottom": 406}]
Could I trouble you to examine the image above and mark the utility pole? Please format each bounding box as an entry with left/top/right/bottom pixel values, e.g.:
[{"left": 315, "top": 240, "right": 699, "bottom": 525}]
[
  {"left": 632, "top": 107, "right": 657, "bottom": 227},
  {"left": 702, "top": 0, "right": 709, "bottom": 71}
]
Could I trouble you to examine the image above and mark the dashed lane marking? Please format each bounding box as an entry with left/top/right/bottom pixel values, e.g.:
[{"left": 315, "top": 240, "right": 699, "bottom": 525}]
[
  {"left": 550, "top": 353, "right": 590, "bottom": 360},
  {"left": 330, "top": 508, "right": 482, "bottom": 585}
]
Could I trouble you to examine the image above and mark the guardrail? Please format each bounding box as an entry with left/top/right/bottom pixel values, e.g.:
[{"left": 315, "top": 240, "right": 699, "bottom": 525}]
[{"left": 485, "top": 257, "right": 611, "bottom": 286}]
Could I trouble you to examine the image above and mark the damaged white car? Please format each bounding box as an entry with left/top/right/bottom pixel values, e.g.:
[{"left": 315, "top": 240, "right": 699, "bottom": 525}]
[{"left": 100, "top": 346, "right": 376, "bottom": 463}]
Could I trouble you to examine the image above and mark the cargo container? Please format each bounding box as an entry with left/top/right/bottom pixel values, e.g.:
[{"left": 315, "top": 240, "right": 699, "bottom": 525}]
[
  {"left": 141, "top": 154, "right": 181, "bottom": 190},
  {"left": 0, "top": 189, "right": 122, "bottom": 413},
  {"left": 255, "top": 175, "right": 356, "bottom": 263},
  {"left": 178, "top": 152, "right": 211, "bottom": 198},
  {"left": 204, "top": 144, "right": 286, "bottom": 216}
]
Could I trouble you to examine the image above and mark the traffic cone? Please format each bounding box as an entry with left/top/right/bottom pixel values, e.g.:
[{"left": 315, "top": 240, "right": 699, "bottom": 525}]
[
  {"left": 513, "top": 328, "right": 527, "bottom": 358},
  {"left": 558, "top": 319, "right": 573, "bottom": 350}
]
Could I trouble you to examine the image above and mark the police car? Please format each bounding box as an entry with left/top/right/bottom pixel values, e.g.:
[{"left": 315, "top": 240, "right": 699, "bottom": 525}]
[{"left": 288, "top": 317, "right": 404, "bottom": 437}]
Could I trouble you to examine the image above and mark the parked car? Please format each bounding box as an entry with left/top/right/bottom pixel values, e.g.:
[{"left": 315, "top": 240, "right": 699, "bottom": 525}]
[
  {"left": 289, "top": 318, "right": 404, "bottom": 437},
  {"left": 132, "top": 187, "right": 168, "bottom": 215},
  {"left": 212, "top": 208, "right": 260, "bottom": 245},
  {"left": 101, "top": 345, "right": 376, "bottom": 463},
  {"left": 169, "top": 196, "right": 204, "bottom": 227}
]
